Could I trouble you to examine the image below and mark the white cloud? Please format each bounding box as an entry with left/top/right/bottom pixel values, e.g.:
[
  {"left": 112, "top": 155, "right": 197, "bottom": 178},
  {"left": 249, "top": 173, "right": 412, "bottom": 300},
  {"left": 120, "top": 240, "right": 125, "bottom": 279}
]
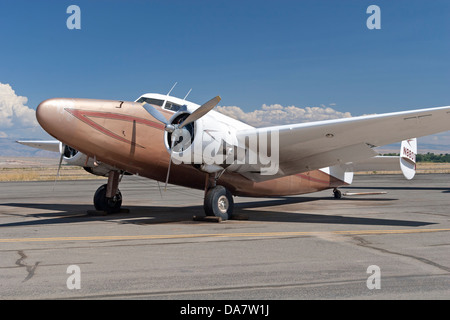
[
  {"left": 0, "top": 83, "right": 38, "bottom": 129},
  {"left": 0, "top": 131, "right": 7, "bottom": 138},
  {"left": 216, "top": 103, "right": 352, "bottom": 127}
]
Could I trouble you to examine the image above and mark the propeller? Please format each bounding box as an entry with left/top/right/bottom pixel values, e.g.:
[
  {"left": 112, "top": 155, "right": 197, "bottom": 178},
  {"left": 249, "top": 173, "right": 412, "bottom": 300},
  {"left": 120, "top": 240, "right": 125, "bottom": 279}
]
[
  {"left": 53, "top": 142, "right": 65, "bottom": 190},
  {"left": 141, "top": 96, "right": 220, "bottom": 131},
  {"left": 179, "top": 96, "right": 221, "bottom": 129},
  {"left": 142, "top": 104, "right": 172, "bottom": 129},
  {"left": 141, "top": 96, "right": 221, "bottom": 190},
  {"left": 164, "top": 134, "right": 176, "bottom": 190}
]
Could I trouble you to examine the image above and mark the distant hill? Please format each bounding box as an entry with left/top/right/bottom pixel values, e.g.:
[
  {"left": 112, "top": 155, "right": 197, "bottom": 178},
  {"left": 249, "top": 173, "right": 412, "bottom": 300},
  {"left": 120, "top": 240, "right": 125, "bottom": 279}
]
[{"left": 1, "top": 138, "right": 449, "bottom": 159}]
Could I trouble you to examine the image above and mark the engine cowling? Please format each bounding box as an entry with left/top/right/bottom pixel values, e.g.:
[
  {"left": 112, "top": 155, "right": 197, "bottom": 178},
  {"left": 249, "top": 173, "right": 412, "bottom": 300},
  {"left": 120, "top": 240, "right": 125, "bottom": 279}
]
[
  {"left": 164, "top": 111, "right": 237, "bottom": 173},
  {"left": 62, "top": 145, "right": 114, "bottom": 177}
]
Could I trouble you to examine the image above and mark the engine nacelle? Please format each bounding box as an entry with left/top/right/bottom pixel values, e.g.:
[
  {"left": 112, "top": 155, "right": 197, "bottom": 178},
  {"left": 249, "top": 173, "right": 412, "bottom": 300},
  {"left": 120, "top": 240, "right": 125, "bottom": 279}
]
[
  {"left": 164, "top": 111, "right": 238, "bottom": 173},
  {"left": 62, "top": 145, "right": 114, "bottom": 177}
]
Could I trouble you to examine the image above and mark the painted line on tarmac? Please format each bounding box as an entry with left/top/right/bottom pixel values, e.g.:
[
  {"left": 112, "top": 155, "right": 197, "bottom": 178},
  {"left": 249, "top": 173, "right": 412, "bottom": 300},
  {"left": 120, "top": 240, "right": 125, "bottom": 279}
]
[{"left": 0, "top": 228, "right": 450, "bottom": 243}]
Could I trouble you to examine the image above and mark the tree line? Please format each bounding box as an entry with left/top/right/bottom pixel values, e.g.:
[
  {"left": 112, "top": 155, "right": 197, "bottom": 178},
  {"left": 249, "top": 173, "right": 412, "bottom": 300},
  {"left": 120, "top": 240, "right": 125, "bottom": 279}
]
[{"left": 381, "top": 153, "right": 450, "bottom": 163}]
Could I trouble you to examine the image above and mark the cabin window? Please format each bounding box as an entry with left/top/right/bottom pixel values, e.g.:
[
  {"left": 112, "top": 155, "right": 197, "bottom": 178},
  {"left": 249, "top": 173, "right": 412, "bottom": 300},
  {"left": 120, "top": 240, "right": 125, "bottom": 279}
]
[{"left": 164, "top": 101, "right": 182, "bottom": 112}]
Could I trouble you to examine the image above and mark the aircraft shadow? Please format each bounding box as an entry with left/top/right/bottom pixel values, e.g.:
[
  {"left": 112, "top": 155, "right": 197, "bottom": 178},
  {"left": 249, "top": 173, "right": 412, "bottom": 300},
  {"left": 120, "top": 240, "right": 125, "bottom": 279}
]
[
  {"left": 233, "top": 196, "right": 431, "bottom": 227},
  {"left": 343, "top": 186, "right": 450, "bottom": 193},
  {"left": 0, "top": 195, "right": 433, "bottom": 228}
]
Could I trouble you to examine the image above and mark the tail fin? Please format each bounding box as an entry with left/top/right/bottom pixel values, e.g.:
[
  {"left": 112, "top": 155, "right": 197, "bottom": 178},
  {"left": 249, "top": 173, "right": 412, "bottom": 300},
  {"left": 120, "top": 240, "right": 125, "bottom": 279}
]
[{"left": 400, "top": 138, "right": 417, "bottom": 180}]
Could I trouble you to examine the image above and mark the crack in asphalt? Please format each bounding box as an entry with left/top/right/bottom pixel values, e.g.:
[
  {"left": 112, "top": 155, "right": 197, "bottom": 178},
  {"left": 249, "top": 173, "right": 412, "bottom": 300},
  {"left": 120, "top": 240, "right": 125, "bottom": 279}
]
[
  {"left": 351, "top": 236, "right": 450, "bottom": 273},
  {"left": 15, "top": 250, "right": 40, "bottom": 282}
]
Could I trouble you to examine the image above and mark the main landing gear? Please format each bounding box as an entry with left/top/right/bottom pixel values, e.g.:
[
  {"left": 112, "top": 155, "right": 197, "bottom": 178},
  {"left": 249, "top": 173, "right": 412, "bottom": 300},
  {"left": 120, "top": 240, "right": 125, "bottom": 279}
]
[
  {"left": 333, "top": 188, "right": 342, "bottom": 199},
  {"left": 203, "top": 173, "right": 234, "bottom": 220},
  {"left": 91, "top": 170, "right": 236, "bottom": 220},
  {"left": 93, "top": 171, "right": 123, "bottom": 214}
]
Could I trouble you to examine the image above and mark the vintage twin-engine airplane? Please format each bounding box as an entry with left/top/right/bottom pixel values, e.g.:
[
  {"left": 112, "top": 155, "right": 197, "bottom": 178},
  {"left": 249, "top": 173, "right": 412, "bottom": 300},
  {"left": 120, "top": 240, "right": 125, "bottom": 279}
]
[{"left": 18, "top": 91, "right": 450, "bottom": 220}]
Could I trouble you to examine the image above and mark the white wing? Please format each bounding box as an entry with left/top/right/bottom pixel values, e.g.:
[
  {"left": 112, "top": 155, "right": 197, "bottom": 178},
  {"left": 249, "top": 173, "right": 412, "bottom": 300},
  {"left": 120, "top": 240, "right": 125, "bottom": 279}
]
[
  {"left": 235, "top": 106, "right": 450, "bottom": 182},
  {"left": 16, "top": 140, "right": 61, "bottom": 153}
]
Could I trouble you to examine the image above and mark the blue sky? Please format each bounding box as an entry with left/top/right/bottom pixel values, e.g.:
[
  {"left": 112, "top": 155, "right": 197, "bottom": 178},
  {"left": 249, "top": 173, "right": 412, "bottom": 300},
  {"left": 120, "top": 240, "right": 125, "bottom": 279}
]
[{"left": 0, "top": 0, "right": 449, "bottom": 150}]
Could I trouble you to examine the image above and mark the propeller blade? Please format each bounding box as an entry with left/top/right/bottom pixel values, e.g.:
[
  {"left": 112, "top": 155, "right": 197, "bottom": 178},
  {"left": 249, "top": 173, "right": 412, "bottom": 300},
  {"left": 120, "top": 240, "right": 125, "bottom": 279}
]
[
  {"left": 142, "top": 103, "right": 169, "bottom": 126},
  {"left": 56, "top": 152, "right": 64, "bottom": 178},
  {"left": 164, "top": 135, "right": 177, "bottom": 191},
  {"left": 164, "top": 151, "right": 173, "bottom": 191},
  {"left": 156, "top": 181, "right": 163, "bottom": 199},
  {"left": 179, "top": 96, "right": 221, "bottom": 129},
  {"left": 53, "top": 144, "right": 65, "bottom": 191}
]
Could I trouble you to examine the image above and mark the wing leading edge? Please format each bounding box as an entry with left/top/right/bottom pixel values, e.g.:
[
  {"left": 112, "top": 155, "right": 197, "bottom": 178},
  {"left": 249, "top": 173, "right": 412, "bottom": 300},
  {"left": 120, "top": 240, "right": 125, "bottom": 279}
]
[{"left": 16, "top": 140, "right": 61, "bottom": 153}]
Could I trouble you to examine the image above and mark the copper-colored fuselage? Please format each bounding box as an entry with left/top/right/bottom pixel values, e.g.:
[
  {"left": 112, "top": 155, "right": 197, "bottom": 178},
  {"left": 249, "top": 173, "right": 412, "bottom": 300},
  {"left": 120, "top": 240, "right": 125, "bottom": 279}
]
[{"left": 36, "top": 98, "right": 345, "bottom": 197}]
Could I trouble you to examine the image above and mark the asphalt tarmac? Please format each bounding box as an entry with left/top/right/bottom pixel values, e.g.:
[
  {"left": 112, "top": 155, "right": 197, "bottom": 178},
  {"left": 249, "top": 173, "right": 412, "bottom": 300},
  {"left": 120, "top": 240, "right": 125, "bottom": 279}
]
[{"left": 0, "top": 174, "right": 449, "bottom": 301}]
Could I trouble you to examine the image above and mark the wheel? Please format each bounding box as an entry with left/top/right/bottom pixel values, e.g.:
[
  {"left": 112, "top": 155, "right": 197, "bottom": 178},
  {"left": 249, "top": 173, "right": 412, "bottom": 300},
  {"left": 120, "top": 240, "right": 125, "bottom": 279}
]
[
  {"left": 94, "top": 184, "right": 122, "bottom": 213},
  {"left": 93, "top": 184, "right": 122, "bottom": 213},
  {"left": 204, "top": 185, "right": 234, "bottom": 220},
  {"left": 333, "top": 188, "right": 342, "bottom": 199}
]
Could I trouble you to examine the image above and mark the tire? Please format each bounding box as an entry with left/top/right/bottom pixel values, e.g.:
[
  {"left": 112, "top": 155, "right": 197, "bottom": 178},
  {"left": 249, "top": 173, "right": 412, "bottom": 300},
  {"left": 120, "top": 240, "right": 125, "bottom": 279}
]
[
  {"left": 333, "top": 188, "right": 342, "bottom": 199},
  {"left": 93, "top": 184, "right": 122, "bottom": 213},
  {"left": 204, "top": 185, "right": 234, "bottom": 220}
]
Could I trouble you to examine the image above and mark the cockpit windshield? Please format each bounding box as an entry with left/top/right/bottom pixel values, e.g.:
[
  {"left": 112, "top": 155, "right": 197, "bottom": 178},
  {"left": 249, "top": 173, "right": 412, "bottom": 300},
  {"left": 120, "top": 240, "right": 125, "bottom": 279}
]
[
  {"left": 136, "top": 97, "right": 164, "bottom": 106},
  {"left": 136, "top": 97, "right": 182, "bottom": 112}
]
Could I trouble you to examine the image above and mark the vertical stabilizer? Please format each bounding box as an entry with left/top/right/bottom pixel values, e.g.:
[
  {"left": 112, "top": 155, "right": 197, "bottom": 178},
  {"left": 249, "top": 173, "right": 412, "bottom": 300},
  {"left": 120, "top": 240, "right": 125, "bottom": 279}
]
[{"left": 400, "top": 138, "right": 417, "bottom": 180}]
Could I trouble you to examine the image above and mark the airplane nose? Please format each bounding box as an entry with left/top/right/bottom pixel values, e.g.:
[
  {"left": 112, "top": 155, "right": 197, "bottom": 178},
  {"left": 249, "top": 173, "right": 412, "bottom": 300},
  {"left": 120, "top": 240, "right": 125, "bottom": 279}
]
[
  {"left": 36, "top": 98, "right": 73, "bottom": 139},
  {"left": 36, "top": 99, "right": 60, "bottom": 134},
  {"left": 36, "top": 99, "right": 53, "bottom": 127}
]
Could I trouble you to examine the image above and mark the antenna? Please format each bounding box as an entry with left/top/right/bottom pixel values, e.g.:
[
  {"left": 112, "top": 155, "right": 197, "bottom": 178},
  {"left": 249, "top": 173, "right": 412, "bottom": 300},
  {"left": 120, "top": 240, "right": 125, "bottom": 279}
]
[
  {"left": 183, "top": 88, "right": 192, "bottom": 101},
  {"left": 167, "top": 82, "right": 177, "bottom": 96}
]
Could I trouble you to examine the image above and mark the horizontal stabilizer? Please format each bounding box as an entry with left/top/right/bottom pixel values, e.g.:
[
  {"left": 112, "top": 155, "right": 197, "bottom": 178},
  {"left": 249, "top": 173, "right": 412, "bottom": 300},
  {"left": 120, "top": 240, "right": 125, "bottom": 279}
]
[{"left": 350, "top": 156, "right": 400, "bottom": 172}]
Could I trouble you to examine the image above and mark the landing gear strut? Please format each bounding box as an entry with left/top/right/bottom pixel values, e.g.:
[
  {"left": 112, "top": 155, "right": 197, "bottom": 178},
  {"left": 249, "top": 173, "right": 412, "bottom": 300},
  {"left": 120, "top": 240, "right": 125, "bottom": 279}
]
[
  {"left": 93, "top": 171, "right": 122, "bottom": 213},
  {"left": 203, "top": 172, "right": 234, "bottom": 220}
]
